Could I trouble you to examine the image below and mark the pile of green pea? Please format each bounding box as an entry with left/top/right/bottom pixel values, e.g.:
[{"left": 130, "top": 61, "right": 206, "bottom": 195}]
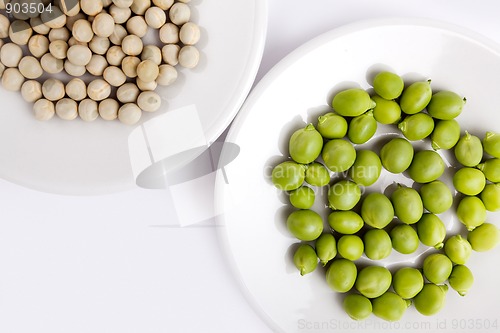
[{"left": 271, "top": 70, "right": 500, "bottom": 322}]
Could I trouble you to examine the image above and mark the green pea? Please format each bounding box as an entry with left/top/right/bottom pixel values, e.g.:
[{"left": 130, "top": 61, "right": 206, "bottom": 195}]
[
  {"left": 371, "top": 95, "right": 401, "bottom": 124},
  {"left": 363, "top": 229, "right": 392, "bottom": 260},
  {"left": 448, "top": 265, "right": 474, "bottom": 296},
  {"left": 322, "top": 139, "right": 356, "bottom": 172},
  {"left": 398, "top": 113, "right": 435, "bottom": 141},
  {"left": 392, "top": 267, "right": 424, "bottom": 299},
  {"left": 361, "top": 192, "right": 394, "bottom": 229},
  {"left": 315, "top": 233, "right": 337, "bottom": 266},
  {"left": 343, "top": 294, "right": 372, "bottom": 321},
  {"left": 443, "top": 235, "right": 472, "bottom": 265},
  {"left": 483, "top": 131, "right": 500, "bottom": 158},
  {"left": 467, "top": 222, "right": 500, "bottom": 252},
  {"left": 355, "top": 265, "right": 392, "bottom": 298},
  {"left": 457, "top": 196, "right": 486, "bottom": 231},
  {"left": 480, "top": 183, "right": 500, "bottom": 211},
  {"left": 293, "top": 243, "right": 318, "bottom": 276},
  {"left": 328, "top": 179, "right": 361, "bottom": 210},
  {"left": 289, "top": 123, "right": 324, "bottom": 164},
  {"left": 380, "top": 138, "right": 414, "bottom": 174},
  {"left": 337, "top": 235, "right": 364, "bottom": 261},
  {"left": 391, "top": 185, "right": 423, "bottom": 224},
  {"left": 348, "top": 111, "right": 377, "bottom": 144},
  {"left": 348, "top": 150, "right": 382, "bottom": 186},
  {"left": 431, "top": 119, "right": 461, "bottom": 150},
  {"left": 427, "top": 90, "right": 465, "bottom": 120},
  {"left": 477, "top": 158, "right": 500, "bottom": 183},
  {"left": 454, "top": 131, "right": 483, "bottom": 167},
  {"left": 408, "top": 150, "right": 445, "bottom": 183},
  {"left": 289, "top": 186, "right": 315, "bottom": 209},
  {"left": 317, "top": 112, "right": 348, "bottom": 139},
  {"left": 271, "top": 161, "right": 306, "bottom": 191},
  {"left": 331, "top": 88, "right": 376, "bottom": 117},
  {"left": 372, "top": 71, "right": 404, "bottom": 100},
  {"left": 413, "top": 283, "right": 448, "bottom": 316},
  {"left": 416, "top": 213, "right": 446, "bottom": 249},
  {"left": 453, "top": 167, "right": 486, "bottom": 196},
  {"left": 390, "top": 224, "right": 419, "bottom": 254},
  {"left": 305, "top": 162, "right": 330, "bottom": 187},
  {"left": 325, "top": 258, "right": 357, "bottom": 293},
  {"left": 419, "top": 180, "right": 453, "bottom": 214},
  {"left": 372, "top": 292, "right": 409, "bottom": 322},
  {"left": 328, "top": 211, "right": 364, "bottom": 234},
  {"left": 399, "top": 80, "right": 432, "bottom": 115},
  {"left": 286, "top": 209, "right": 324, "bottom": 241},
  {"left": 422, "top": 253, "right": 453, "bottom": 284}
]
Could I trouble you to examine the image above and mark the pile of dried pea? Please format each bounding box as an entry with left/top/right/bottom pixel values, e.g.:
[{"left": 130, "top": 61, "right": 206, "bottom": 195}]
[
  {"left": 271, "top": 70, "right": 500, "bottom": 321},
  {"left": 0, "top": 0, "right": 200, "bottom": 124}
]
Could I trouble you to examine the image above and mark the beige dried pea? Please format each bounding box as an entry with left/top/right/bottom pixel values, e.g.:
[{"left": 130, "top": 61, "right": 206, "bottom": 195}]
[
  {"left": 118, "top": 102, "right": 142, "bottom": 125},
  {"left": 56, "top": 98, "right": 79, "bottom": 120},
  {"left": 33, "top": 99, "right": 56, "bottom": 121},
  {"left": 103, "top": 65, "right": 127, "bottom": 86},
  {"left": 49, "top": 40, "right": 69, "bottom": 60},
  {"left": 137, "top": 90, "right": 161, "bottom": 112},
  {"left": 2, "top": 68, "right": 25, "bottom": 91},
  {"left": 28, "top": 35, "right": 50, "bottom": 58},
  {"left": 99, "top": 98, "right": 119, "bottom": 120},
  {"left": 116, "top": 82, "right": 140, "bottom": 103},
  {"left": 126, "top": 15, "right": 148, "bottom": 37},
  {"left": 21, "top": 80, "right": 43, "bottom": 103},
  {"left": 78, "top": 98, "right": 99, "bottom": 121},
  {"left": 87, "top": 79, "right": 111, "bottom": 101},
  {"left": 8, "top": 20, "right": 32, "bottom": 45},
  {"left": 18, "top": 56, "right": 44, "bottom": 79},
  {"left": 66, "top": 78, "right": 87, "bottom": 101},
  {"left": 0, "top": 42, "right": 24, "bottom": 67},
  {"left": 42, "top": 78, "right": 66, "bottom": 101},
  {"left": 86, "top": 54, "right": 108, "bottom": 76},
  {"left": 40, "top": 53, "right": 64, "bottom": 74}
]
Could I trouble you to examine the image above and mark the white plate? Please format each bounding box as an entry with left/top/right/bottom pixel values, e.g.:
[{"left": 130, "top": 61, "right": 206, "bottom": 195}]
[
  {"left": 0, "top": 0, "right": 267, "bottom": 195},
  {"left": 216, "top": 18, "right": 500, "bottom": 333}
]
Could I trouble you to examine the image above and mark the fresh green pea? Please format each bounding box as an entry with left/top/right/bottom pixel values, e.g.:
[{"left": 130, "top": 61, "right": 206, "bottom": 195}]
[
  {"left": 315, "top": 233, "right": 337, "bottom": 266},
  {"left": 289, "top": 186, "right": 315, "bottom": 209},
  {"left": 408, "top": 150, "right": 445, "bottom": 183},
  {"left": 391, "top": 185, "right": 423, "bottom": 224},
  {"left": 390, "top": 224, "right": 419, "bottom": 254},
  {"left": 413, "top": 283, "right": 448, "bottom": 316},
  {"left": 443, "top": 235, "right": 472, "bottom": 265},
  {"left": 372, "top": 292, "right": 409, "bottom": 322},
  {"left": 448, "top": 265, "right": 474, "bottom": 296},
  {"left": 477, "top": 158, "right": 500, "bottom": 183},
  {"left": 328, "top": 211, "right": 364, "bottom": 234},
  {"left": 322, "top": 139, "right": 356, "bottom": 172},
  {"left": 454, "top": 131, "right": 483, "bottom": 167},
  {"left": 380, "top": 138, "right": 414, "bottom": 174},
  {"left": 431, "top": 119, "right": 461, "bottom": 150},
  {"left": 337, "top": 235, "right": 364, "bottom": 261},
  {"left": 289, "top": 124, "right": 324, "bottom": 164},
  {"left": 343, "top": 294, "right": 372, "bottom": 321},
  {"left": 361, "top": 193, "right": 394, "bottom": 229},
  {"left": 399, "top": 80, "right": 432, "bottom": 115},
  {"left": 453, "top": 167, "right": 486, "bottom": 196},
  {"left": 467, "top": 222, "right": 500, "bottom": 252},
  {"left": 348, "top": 150, "right": 382, "bottom": 186},
  {"left": 392, "top": 267, "right": 424, "bottom": 299},
  {"left": 372, "top": 71, "right": 404, "bottom": 100},
  {"left": 427, "top": 90, "right": 465, "bottom": 120},
  {"left": 398, "top": 113, "right": 434, "bottom": 141},
  {"left": 419, "top": 180, "right": 453, "bottom": 214},
  {"left": 325, "top": 258, "right": 357, "bottom": 293},
  {"left": 317, "top": 112, "right": 348, "bottom": 139},
  {"left": 371, "top": 95, "right": 401, "bottom": 124},
  {"left": 457, "top": 196, "right": 486, "bottom": 231},
  {"left": 293, "top": 243, "right": 318, "bottom": 276},
  {"left": 416, "top": 213, "right": 446, "bottom": 249},
  {"left": 331, "top": 88, "right": 376, "bottom": 117},
  {"left": 328, "top": 179, "right": 361, "bottom": 210},
  {"left": 305, "top": 162, "right": 330, "bottom": 187},
  {"left": 422, "top": 253, "right": 453, "bottom": 284},
  {"left": 483, "top": 131, "right": 500, "bottom": 158},
  {"left": 480, "top": 183, "right": 500, "bottom": 211},
  {"left": 286, "top": 209, "right": 324, "bottom": 241},
  {"left": 271, "top": 161, "right": 306, "bottom": 191},
  {"left": 355, "top": 265, "right": 392, "bottom": 298},
  {"left": 348, "top": 111, "right": 377, "bottom": 144},
  {"left": 363, "top": 229, "right": 392, "bottom": 260}
]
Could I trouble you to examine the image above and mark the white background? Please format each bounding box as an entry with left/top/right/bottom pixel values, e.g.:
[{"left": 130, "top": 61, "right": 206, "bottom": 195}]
[{"left": 1, "top": 1, "right": 500, "bottom": 332}]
